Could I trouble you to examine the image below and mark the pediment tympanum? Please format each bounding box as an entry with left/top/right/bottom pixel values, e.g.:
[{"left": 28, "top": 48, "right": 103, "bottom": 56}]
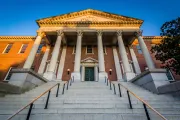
[{"left": 36, "top": 9, "right": 143, "bottom": 27}]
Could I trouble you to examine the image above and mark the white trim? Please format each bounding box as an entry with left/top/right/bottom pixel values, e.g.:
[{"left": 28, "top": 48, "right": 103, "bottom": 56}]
[
  {"left": 18, "top": 44, "right": 28, "bottom": 54},
  {"left": 2, "top": 44, "right": 12, "bottom": 54},
  {"left": 72, "top": 45, "right": 76, "bottom": 54},
  {"left": 18, "top": 44, "right": 24, "bottom": 54},
  {"left": 103, "top": 45, "right": 107, "bottom": 55},
  {"left": 4, "top": 67, "right": 13, "bottom": 81}
]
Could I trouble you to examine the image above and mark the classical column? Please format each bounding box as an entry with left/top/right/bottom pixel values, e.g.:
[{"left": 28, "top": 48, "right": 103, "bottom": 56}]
[
  {"left": 23, "top": 32, "right": 45, "bottom": 69},
  {"left": 135, "top": 31, "right": 155, "bottom": 69},
  {"left": 97, "top": 30, "right": 107, "bottom": 81},
  {"left": 94, "top": 65, "right": 98, "bottom": 81},
  {"left": 117, "top": 31, "right": 135, "bottom": 81},
  {"left": 71, "top": 31, "right": 83, "bottom": 81},
  {"left": 38, "top": 45, "right": 50, "bottom": 74},
  {"left": 112, "top": 46, "right": 123, "bottom": 81},
  {"left": 81, "top": 65, "right": 85, "bottom": 81},
  {"left": 129, "top": 46, "right": 141, "bottom": 75},
  {"left": 57, "top": 46, "right": 67, "bottom": 80},
  {"left": 43, "top": 30, "right": 63, "bottom": 80}
]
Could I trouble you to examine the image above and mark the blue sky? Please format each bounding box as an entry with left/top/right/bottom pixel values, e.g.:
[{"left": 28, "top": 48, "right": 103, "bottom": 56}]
[{"left": 0, "top": 0, "right": 179, "bottom": 36}]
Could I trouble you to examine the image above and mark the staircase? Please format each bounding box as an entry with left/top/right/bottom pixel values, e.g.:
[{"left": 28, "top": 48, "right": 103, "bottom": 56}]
[{"left": 0, "top": 81, "right": 180, "bottom": 120}]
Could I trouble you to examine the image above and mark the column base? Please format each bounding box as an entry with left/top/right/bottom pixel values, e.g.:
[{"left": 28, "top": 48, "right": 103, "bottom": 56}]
[
  {"left": 99, "top": 72, "right": 108, "bottom": 82},
  {"left": 123, "top": 72, "right": 136, "bottom": 81},
  {"left": 71, "top": 72, "right": 81, "bottom": 81},
  {"left": 43, "top": 71, "right": 56, "bottom": 81},
  {"left": 130, "top": 69, "right": 170, "bottom": 93},
  {"left": 8, "top": 68, "right": 47, "bottom": 92}
]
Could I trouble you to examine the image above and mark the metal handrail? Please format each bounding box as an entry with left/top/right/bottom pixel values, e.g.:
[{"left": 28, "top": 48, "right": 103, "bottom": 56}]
[
  {"left": 118, "top": 82, "right": 167, "bottom": 120},
  {"left": 7, "top": 83, "right": 60, "bottom": 120},
  {"left": 105, "top": 77, "right": 116, "bottom": 94}
]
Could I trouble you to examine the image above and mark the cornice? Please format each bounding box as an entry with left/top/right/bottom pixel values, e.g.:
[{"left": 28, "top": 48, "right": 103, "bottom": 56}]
[
  {"left": 0, "top": 36, "right": 35, "bottom": 41},
  {"left": 37, "top": 21, "right": 142, "bottom": 27}
]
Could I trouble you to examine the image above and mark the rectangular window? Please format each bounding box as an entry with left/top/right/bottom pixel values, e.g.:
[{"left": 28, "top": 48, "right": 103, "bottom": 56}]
[
  {"left": 19, "top": 44, "right": 28, "bottom": 53},
  {"left": 3, "top": 44, "right": 13, "bottom": 53},
  {"left": 86, "top": 45, "right": 93, "bottom": 53},
  {"left": 4, "top": 67, "right": 13, "bottom": 81},
  {"left": 136, "top": 45, "right": 142, "bottom": 54},
  {"left": 166, "top": 69, "right": 174, "bottom": 81},
  {"left": 73, "top": 45, "right": 76, "bottom": 54},
  {"left": 37, "top": 44, "right": 43, "bottom": 53}
]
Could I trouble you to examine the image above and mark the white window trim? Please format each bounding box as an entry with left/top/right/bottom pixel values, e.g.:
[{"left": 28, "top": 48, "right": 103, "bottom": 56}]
[
  {"left": 4, "top": 67, "right": 13, "bottom": 81},
  {"left": 18, "top": 44, "right": 28, "bottom": 54},
  {"left": 86, "top": 45, "right": 94, "bottom": 54},
  {"left": 2, "top": 44, "right": 11, "bottom": 54}
]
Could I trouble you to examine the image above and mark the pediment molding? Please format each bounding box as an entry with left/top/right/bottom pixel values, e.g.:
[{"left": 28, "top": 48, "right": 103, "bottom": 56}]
[
  {"left": 81, "top": 57, "right": 98, "bottom": 63},
  {"left": 36, "top": 9, "right": 143, "bottom": 27}
]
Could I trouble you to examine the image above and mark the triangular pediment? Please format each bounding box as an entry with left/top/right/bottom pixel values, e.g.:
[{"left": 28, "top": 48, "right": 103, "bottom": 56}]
[
  {"left": 36, "top": 9, "right": 143, "bottom": 27},
  {"left": 81, "top": 57, "right": 98, "bottom": 63}
]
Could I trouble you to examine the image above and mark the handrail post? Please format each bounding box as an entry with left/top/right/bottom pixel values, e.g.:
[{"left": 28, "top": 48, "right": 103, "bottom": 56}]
[
  {"left": 56, "top": 83, "right": 60, "bottom": 97},
  {"left": 44, "top": 90, "right": 51, "bottom": 109},
  {"left": 67, "top": 81, "right": 69, "bottom": 90},
  {"left": 107, "top": 78, "right": 108, "bottom": 86},
  {"left": 62, "top": 83, "right": 65, "bottom": 94},
  {"left": 113, "top": 84, "right": 116, "bottom": 94},
  {"left": 143, "top": 103, "right": 151, "bottom": 120},
  {"left": 110, "top": 82, "right": 112, "bottom": 90},
  {"left": 127, "top": 90, "right": 132, "bottom": 109},
  {"left": 26, "top": 103, "right": 33, "bottom": 120},
  {"left": 73, "top": 76, "right": 74, "bottom": 82},
  {"left": 105, "top": 76, "right": 106, "bottom": 83},
  {"left": 118, "top": 83, "right": 122, "bottom": 97}
]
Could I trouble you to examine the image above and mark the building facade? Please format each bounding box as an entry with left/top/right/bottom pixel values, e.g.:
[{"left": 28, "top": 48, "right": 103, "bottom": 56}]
[{"left": 0, "top": 9, "right": 180, "bottom": 83}]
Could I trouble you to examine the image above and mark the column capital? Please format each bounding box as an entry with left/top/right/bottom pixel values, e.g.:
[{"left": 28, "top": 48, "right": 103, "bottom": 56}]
[
  {"left": 77, "top": 30, "right": 83, "bottom": 36},
  {"left": 57, "top": 30, "right": 64, "bottom": 36},
  {"left": 135, "top": 30, "right": 143, "bottom": 37},
  {"left": 116, "top": 30, "right": 123, "bottom": 36},
  {"left": 97, "top": 30, "right": 103, "bottom": 36},
  {"left": 37, "top": 32, "right": 46, "bottom": 37}
]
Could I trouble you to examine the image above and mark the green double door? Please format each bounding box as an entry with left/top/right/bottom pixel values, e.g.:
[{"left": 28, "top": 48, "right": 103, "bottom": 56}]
[{"left": 85, "top": 67, "right": 94, "bottom": 81}]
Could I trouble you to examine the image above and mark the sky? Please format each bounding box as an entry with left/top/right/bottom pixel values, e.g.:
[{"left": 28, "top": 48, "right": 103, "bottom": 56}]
[{"left": 0, "top": 0, "right": 179, "bottom": 36}]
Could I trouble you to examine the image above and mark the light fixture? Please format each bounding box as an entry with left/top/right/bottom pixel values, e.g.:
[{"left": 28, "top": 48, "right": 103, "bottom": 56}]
[{"left": 109, "top": 69, "right": 112, "bottom": 75}]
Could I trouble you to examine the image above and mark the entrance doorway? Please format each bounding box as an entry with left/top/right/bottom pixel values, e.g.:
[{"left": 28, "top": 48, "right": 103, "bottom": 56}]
[{"left": 85, "top": 67, "right": 94, "bottom": 81}]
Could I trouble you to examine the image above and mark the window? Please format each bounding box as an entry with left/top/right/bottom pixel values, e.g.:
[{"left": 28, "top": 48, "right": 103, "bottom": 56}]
[
  {"left": 3, "top": 44, "right": 13, "bottom": 53},
  {"left": 37, "top": 44, "right": 44, "bottom": 53},
  {"left": 4, "top": 67, "right": 13, "bottom": 81},
  {"left": 19, "top": 44, "right": 28, "bottom": 53},
  {"left": 166, "top": 69, "right": 174, "bottom": 81},
  {"left": 136, "top": 45, "right": 142, "bottom": 54},
  {"left": 103, "top": 46, "right": 107, "bottom": 54},
  {"left": 73, "top": 45, "right": 76, "bottom": 54},
  {"left": 86, "top": 45, "right": 93, "bottom": 53}
]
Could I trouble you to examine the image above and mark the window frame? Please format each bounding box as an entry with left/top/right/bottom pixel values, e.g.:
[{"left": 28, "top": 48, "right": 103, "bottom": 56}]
[
  {"left": 2, "top": 43, "right": 13, "bottom": 54},
  {"left": 86, "top": 45, "right": 93, "bottom": 54},
  {"left": 18, "top": 44, "right": 28, "bottom": 54},
  {"left": 166, "top": 69, "right": 175, "bottom": 81},
  {"left": 3, "top": 67, "right": 13, "bottom": 81}
]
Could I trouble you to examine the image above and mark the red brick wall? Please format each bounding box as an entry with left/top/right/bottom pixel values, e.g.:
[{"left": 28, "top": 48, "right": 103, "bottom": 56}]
[
  {"left": 104, "top": 46, "right": 117, "bottom": 81},
  {"left": 62, "top": 46, "right": 75, "bottom": 81}
]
